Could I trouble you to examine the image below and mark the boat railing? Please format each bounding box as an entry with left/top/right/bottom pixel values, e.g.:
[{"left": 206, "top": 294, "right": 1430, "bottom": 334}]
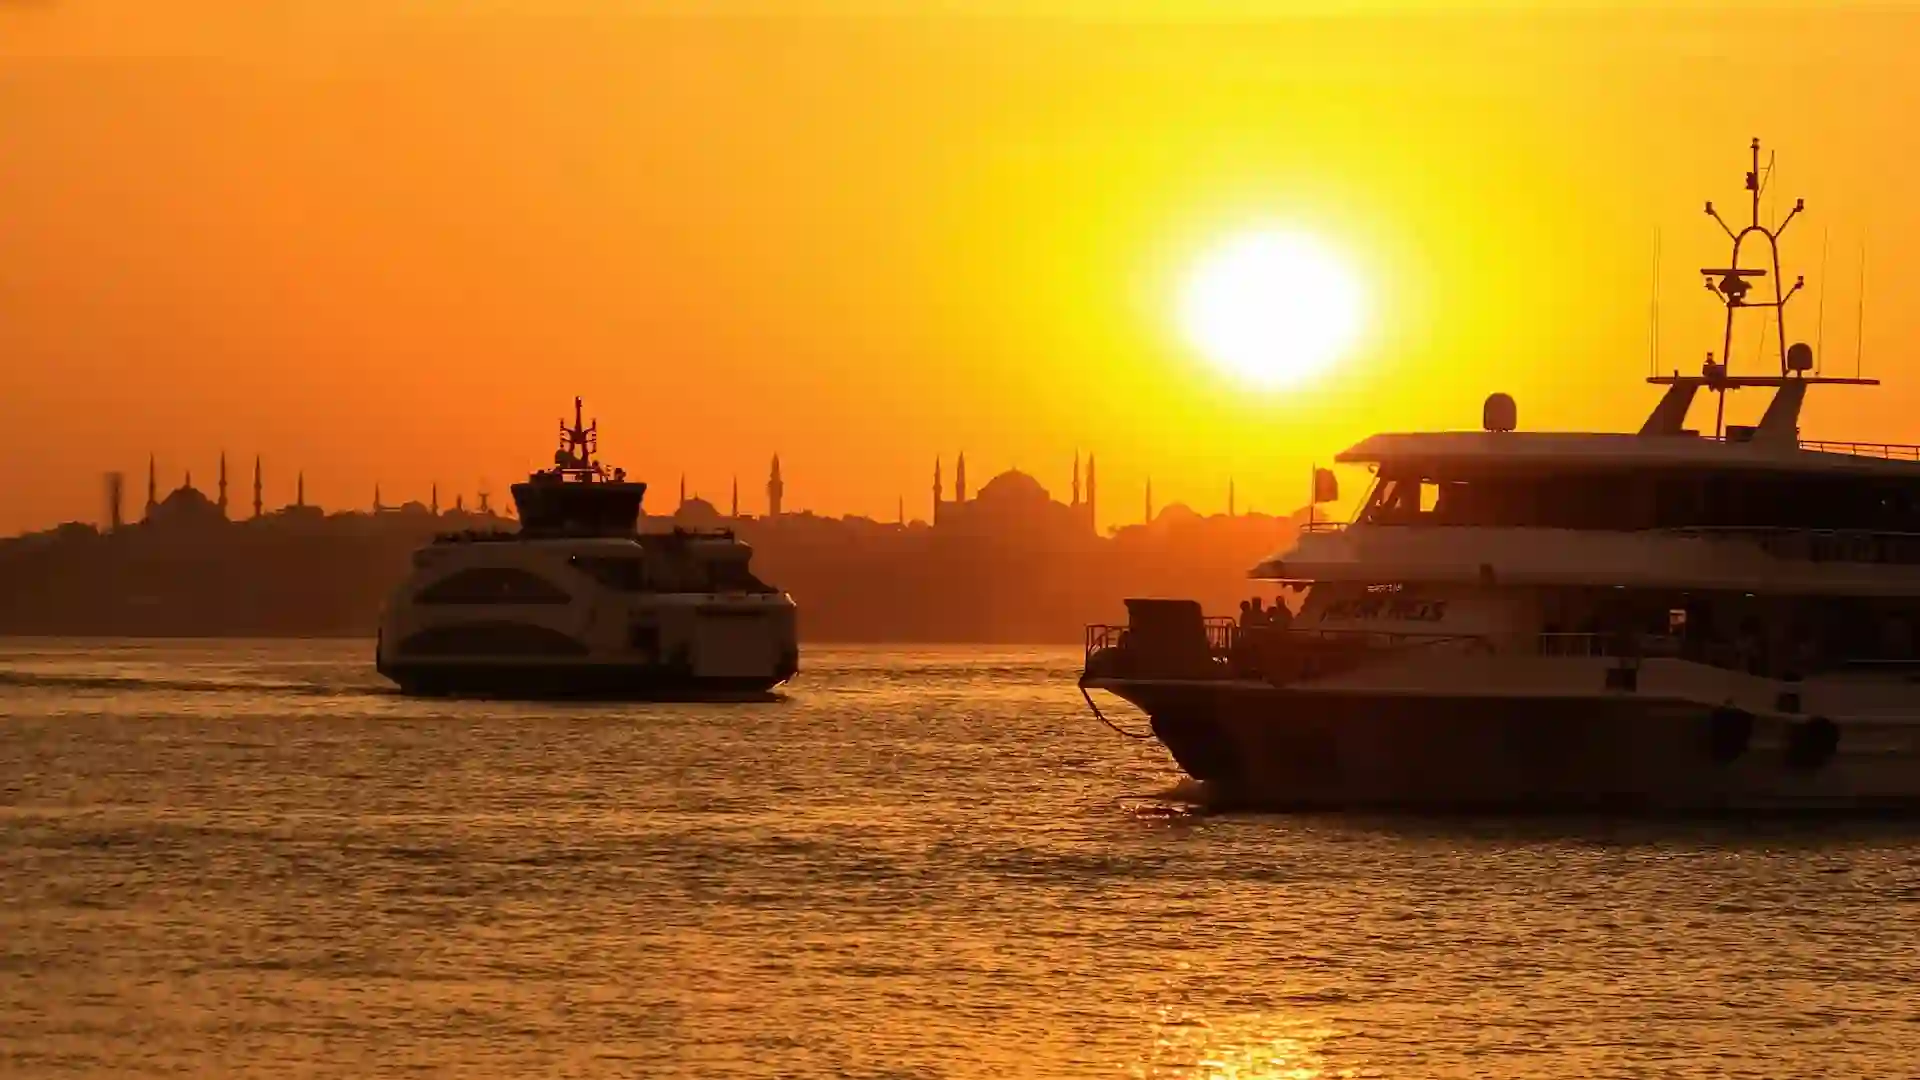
[
  {"left": 1664, "top": 526, "right": 1920, "bottom": 565},
  {"left": 433, "top": 529, "right": 523, "bottom": 544},
  {"left": 1085, "top": 620, "right": 1482, "bottom": 659},
  {"left": 1241, "top": 626, "right": 1482, "bottom": 650},
  {"left": 1086, "top": 620, "right": 1697, "bottom": 661},
  {"left": 1299, "top": 520, "right": 1348, "bottom": 534},
  {"left": 1084, "top": 617, "right": 1237, "bottom": 657},
  {"left": 1797, "top": 439, "right": 1920, "bottom": 461},
  {"left": 1081, "top": 616, "right": 1823, "bottom": 683},
  {"left": 1533, "top": 632, "right": 1685, "bottom": 659}
]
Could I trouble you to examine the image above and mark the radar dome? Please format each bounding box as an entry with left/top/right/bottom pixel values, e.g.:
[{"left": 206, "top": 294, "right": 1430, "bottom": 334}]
[
  {"left": 1483, "top": 392, "right": 1517, "bottom": 432},
  {"left": 1786, "top": 341, "right": 1814, "bottom": 373}
]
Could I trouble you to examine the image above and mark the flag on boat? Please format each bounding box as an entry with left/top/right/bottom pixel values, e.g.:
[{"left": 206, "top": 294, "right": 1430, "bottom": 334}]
[{"left": 1312, "top": 467, "right": 1339, "bottom": 504}]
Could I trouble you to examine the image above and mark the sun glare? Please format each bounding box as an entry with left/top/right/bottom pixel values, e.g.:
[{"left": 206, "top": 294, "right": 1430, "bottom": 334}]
[{"left": 1179, "top": 229, "right": 1365, "bottom": 390}]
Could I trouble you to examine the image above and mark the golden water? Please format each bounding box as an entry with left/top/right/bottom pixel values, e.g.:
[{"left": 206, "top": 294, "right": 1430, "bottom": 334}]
[{"left": 2, "top": 641, "right": 1916, "bottom": 1077}]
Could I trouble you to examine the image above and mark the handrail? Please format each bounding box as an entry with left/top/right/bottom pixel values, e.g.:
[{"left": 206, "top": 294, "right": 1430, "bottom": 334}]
[
  {"left": 1664, "top": 525, "right": 1920, "bottom": 540},
  {"left": 1797, "top": 439, "right": 1920, "bottom": 461},
  {"left": 1088, "top": 621, "right": 1684, "bottom": 661},
  {"left": 1663, "top": 526, "right": 1920, "bottom": 566},
  {"left": 1085, "top": 620, "right": 1236, "bottom": 655},
  {"left": 1085, "top": 620, "right": 1484, "bottom": 657},
  {"left": 1299, "top": 521, "right": 1348, "bottom": 534},
  {"left": 1082, "top": 617, "right": 1916, "bottom": 681}
]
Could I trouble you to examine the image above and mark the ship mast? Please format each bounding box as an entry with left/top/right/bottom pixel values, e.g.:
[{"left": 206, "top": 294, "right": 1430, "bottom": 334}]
[
  {"left": 551, "top": 395, "right": 609, "bottom": 481},
  {"left": 1698, "top": 137, "right": 1805, "bottom": 436},
  {"left": 1640, "top": 138, "right": 1875, "bottom": 443}
]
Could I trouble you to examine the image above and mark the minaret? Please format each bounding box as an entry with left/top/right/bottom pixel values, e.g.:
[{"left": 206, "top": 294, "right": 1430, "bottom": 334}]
[
  {"left": 145, "top": 455, "right": 158, "bottom": 519},
  {"left": 767, "top": 455, "right": 784, "bottom": 518},
  {"left": 217, "top": 453, "right": 229, "bottom": 517},
  {"left": 184, "top": 469, "right": 193, "bottom": 491},
  {"left": 1145, "top": 477, "right": 1153, "bottom": 523},
  {"left": 956, "top": 453, "right": 968, "bottom": 503},
  {"left": 1228, "top": 478, "right": 1236, "bottom": 518},
  {"left": 731, "top": 476, "right": 739, "bottom": 518},
  {"left": 898, "top": 495, "right": 905, "bottom": 526},
  {"left": 1087, "top": 455, "right": 1098, "bottom": 532},
  {"left": 373, "top": 483, "right": 383, "bottom": 513},
  {"left": 251, "top": 455, "right": 263, "bottom": 519},
  {"left": 430, "top": 483, "right": 439, "bottom": 516},
  {"left": 678, "top": 474, "right": 687, "bottom": 510},
  {"left": 455, "top": 494, "right": 465, "bottom": 513},
  {"left": 296, "top": 471, "right": 306, "bottom": 508},
  {"left": 106, "top": 471, "right": 124, "bottom": 532},
  {"left": 1072, "top": 451, "right": 1081, "bottom": 507}
]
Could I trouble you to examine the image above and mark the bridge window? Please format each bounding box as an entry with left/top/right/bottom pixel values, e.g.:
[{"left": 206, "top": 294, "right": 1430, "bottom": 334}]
[
  {"left": 707, "top": 560, "right": 775, "bottom": 594},
  {"left": 1357, "top": 466, "right": 1920, "bottom": 534},
  {"left": 415, "top": 567, "right": 571, "bottom": 605}
]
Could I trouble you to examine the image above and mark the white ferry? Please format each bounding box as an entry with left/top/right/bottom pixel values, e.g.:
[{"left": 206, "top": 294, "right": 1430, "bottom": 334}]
[
  {"left": 1081, "top": 140, "right": 1920, "bottom": 811},
  {"left": 376, "top": 398, "right": 798, "bottom": 698}
]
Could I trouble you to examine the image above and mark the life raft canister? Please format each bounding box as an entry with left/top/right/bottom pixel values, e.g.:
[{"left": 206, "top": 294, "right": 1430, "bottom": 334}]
[
  {"left": 1706, "top": 706, "right": 1754, "bottom": 765},
  {"left": 1784, "top": 716, "right": 1840, "bottom": 773}
]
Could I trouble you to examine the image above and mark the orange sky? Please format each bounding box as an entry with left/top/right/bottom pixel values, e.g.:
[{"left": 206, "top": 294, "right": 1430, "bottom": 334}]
[{"left": 3, "top": 1, "right": 1917, "bottom": 533}]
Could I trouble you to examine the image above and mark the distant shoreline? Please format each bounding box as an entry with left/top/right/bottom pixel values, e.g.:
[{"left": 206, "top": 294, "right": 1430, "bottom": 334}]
[{"left": 0, "top": 631, "right": 1090, "bottom": 647}]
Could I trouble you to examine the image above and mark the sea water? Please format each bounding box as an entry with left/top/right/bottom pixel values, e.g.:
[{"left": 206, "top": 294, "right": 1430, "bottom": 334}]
[{"left": 2, "top": 640, "right": 1917, "bottom": 1078}]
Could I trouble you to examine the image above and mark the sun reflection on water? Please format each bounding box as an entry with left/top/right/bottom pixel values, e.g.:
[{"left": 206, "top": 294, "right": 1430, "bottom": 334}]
[{"left": 1139, "top": 1009, "right": 1363, "bottom": 1080}]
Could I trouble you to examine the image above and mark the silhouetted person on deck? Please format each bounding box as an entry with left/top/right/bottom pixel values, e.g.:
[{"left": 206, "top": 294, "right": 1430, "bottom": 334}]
[{"left": 1268, "top": 598, "right": 1294, "bottom": 631}]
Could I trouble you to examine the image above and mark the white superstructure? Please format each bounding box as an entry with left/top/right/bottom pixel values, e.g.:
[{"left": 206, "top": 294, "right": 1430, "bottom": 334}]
[
  {"left": 1081, "top": 139, "right": 1920, "bottom": 810},
  {"left": 376, "top": 399, "right": 798, "bottom": 698}
]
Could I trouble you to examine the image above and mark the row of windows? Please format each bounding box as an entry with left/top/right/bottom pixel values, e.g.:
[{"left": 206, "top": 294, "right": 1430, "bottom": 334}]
[
  {"left": 415, "top": 568, "right": 571, "bottom": 605},
  {"left": 1360, "top": 470, "right": 1920, "bottom": 533},
  {"left": 571, "top": 555, "right": 775, "bottom": 595},
  {"left": 413, "top": 561, "right": 777, "bottom": 606}
]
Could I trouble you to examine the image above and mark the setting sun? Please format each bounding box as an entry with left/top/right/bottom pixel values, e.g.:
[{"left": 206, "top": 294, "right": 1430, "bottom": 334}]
[{"left": 1178, "top": 228, "right": 1366, "bottom": 390}]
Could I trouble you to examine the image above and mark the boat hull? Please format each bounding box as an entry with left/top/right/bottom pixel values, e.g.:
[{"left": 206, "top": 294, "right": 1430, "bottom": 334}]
[
  {"left": 380, "top": 659, "right": 793, "bottom": 701},
  {"left": 1092, "top": 677, "right": 1920, "bottom": 812}
]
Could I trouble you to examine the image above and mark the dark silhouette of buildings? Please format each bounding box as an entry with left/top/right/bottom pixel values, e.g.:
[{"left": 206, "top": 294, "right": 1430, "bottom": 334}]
[{"left": 1, "top": 451, "right": 1305, "bottom": 643}]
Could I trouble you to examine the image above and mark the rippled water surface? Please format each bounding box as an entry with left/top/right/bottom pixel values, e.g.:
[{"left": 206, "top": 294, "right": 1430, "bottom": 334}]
[{"left": 4, "top": 640, "right": 1920, "bottom": 1078}]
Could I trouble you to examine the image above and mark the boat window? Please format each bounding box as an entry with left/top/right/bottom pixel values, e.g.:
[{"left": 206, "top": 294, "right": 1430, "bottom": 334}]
[
  {"left": 707, "top": 559, "right": 775, "bottom": 594},
  {"left": 395, "top": 622, "right": 586, "bottom": 655},
  {"left": 1356, "top": 463, "right": 1920, "bottom": 536},
  {"left": 414, "top": 567, "right": 572, "bottom": 605},
  {"left": 570, "top": 556, "right": 650, "bottom": 592}
]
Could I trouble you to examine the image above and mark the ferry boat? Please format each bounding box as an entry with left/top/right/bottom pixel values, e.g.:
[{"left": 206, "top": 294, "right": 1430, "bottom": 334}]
[
  {"left": 376, "top": 398, "right": 799, "bottom": 698},
  {"left": 1080, "top": 139, "right": 1920, "bottom": 811}
]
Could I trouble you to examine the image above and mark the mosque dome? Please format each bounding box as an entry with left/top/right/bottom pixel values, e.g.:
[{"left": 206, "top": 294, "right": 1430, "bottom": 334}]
[
  {"left": 151, "top": 483, "right": 223, "bottom": 525},
  {"left": 974, "top": 469, "right": 1051, "bottom": 506},
  {"left": 676, "top": 496, "right": 723, "bottom": 524}
]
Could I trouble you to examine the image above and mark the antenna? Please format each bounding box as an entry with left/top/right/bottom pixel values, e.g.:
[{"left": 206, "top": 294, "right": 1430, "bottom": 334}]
[
  {"left": 1763, "top": 150, "right": 1777, "bottom": 226},
  {"left": 1815, "top": 227, "right": 1829, "bottom": 376},
  {"left": 1649, "top": 227, "right": 1661, "bottom": 377},
  {"left": 1855, "top": 238, "right": 1867, "bottom": 380}
]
